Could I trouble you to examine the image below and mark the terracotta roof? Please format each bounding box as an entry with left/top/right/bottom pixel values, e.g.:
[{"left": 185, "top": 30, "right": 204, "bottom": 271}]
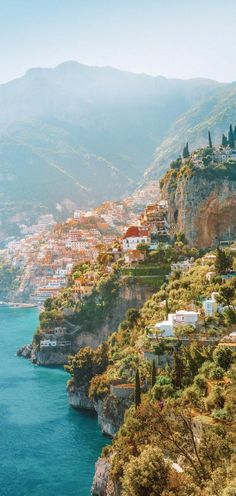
[{"left": 123, "top": 226, "right": 149, "bottom": 239}]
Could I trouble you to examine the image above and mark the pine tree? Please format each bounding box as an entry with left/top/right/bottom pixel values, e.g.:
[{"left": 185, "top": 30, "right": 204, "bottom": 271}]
[
  {"left": 135, "top": 369, "right": 141, "bottom": 408},
  {"left": 208, "top": 130, "right": 213, "bottom": 148},
  {"left": 228, "top": 124, "right": 235, "bottom": 148},
  {"left": 222, "top": 134, "right": 228, "bottom": 147},
  {"left": 151, "top": 360, "right": 157, "bottom": 388},
  {"left": 183, "top": 142, "right": 190, "bottom": 158}
]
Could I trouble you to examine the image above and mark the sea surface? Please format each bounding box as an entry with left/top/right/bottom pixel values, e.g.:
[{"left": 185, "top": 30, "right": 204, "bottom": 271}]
[{"left": 0, "top": 307, "right": 109, "bottom": 496}]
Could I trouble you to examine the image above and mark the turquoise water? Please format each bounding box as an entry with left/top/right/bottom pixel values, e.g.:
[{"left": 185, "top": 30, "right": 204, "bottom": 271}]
[{"left": 0, "top": 307, "right": 108, "bottom": 496}]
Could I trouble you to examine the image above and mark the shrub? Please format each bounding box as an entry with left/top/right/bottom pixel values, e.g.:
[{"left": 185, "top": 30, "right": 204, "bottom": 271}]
[
  {"left": 194, "top": 374, "right": 208, "bottom": 395},
  {"left": 182, "top": 385, "right": 201, "bottom": 407},
  {"left": 213, "top": 347, "right": 233, "bottom": 371},
  {"left": 205, "top": 386, "right": 225, "bottom": 412},
  {"left": 212, "top": 408, "right": 229, "bottom": 421},
  {"left": 89, "top": 373, "right": 110, "bottom": 401},
  {"left": 209, "top": 365, "right": 224, "bottom": 380},
  {"left": 152, "top": 383, "right": 175, "bottom": 400},
  {"left": 121, "top": 445, "right": 169, "bottom": 496}
]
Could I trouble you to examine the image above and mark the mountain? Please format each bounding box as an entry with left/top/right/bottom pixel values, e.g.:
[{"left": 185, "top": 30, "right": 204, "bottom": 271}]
[
  {"left": 146, "top": 82, "right": 236, "bottom": 178},
  {"left": 0, "top": 61, "right": 222, "bottom": 234}
]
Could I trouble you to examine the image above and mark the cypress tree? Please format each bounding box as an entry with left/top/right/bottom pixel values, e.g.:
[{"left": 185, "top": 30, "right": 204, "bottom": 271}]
[
  {"left": 234, "top": 126, "right": 236, "bottom": 141},
  {"left": 228, "top": 124, "right": 235, "bottom": 148},
  {"left": 222, "top": 133, "right": 228, "bottom": 147},
  {"left": 183, "top": 142, "right": 190, "bottom": 158},
  {"left": 151, "top": 360, "right": 157, "bottom": 388},
  {"left": 135, "top": 369, "right": 141, "bottom": 408},
  {"left": 208, "top": 131, "right": 213, "bottom": 148},
  {"left": 172, "top": 353, "right": 184, "bottom": 388}
]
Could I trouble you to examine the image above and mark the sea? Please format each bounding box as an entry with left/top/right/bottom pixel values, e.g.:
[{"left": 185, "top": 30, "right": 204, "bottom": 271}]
[{"left": 0, "top": 307, "right": 109, "bottom": 496}]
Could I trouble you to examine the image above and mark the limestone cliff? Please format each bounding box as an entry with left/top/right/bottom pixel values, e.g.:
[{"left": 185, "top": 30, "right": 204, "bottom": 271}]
[
  {"left": 92, "top": 456, "right": 121, "bottom": 496},
  {"left": 162, "top": 172, "right": 236, "bottom": 248},
  {"left": 73, "top": 283, "right": 154, "bottom": 348},
  {"left": 67, "top": 382, "right": 133, "bottom": 437}
]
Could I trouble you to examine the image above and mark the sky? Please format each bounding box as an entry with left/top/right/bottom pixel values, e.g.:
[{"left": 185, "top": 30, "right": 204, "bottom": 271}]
[{"left": 0, "top": 0, "right": 236, "bottom": 84}]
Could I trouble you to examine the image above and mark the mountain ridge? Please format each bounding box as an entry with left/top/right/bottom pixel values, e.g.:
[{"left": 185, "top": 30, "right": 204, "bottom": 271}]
[{"left": 0, "top": 60, "right": 234, "bottom": 237}]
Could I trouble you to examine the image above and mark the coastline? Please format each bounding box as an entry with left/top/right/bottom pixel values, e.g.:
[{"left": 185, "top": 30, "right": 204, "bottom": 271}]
[{"left": 0, "top": 301, "right": 38, "bottom": 308}]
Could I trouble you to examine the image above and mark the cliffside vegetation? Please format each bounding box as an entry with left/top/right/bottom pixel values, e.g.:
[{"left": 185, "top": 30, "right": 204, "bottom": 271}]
[
  {"left": 36, "top": 268, "right": 121, "bottom": 343},
  {"left": 0, "top": 261, "right": 20, "bottom": 297},
  {"left": 35, "top": 239, "right": 196, "bottom": 346},
  {"left": 161, "top": 152, "right": 236, "bottom": 194},
  {"left": 65, "top": 244, "right": 236, "bottom": 496}
]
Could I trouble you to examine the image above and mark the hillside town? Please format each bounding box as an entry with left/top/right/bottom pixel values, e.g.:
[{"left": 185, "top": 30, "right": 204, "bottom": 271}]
[{"left": 0, "top": 181, "right": 164, "bottom": 305}]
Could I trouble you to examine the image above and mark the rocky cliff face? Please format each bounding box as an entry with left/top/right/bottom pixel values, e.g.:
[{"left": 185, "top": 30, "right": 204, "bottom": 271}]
[
  {"left": 67, "top": 383, "right": 132, "bottom": 437},
  {"left": 91, "top": 456, "right": 121, "bottom": 496},
  {"left": 20, "top": 282, "right": 154, "bottom": 366},
  {"left": 95, "top": 394, "right": 133, "bottom": 437},
  {"left": 74, "top": 283, "right": 154, "bottom": 349},
  {"left": 162, "top": 173, "right": 236, "bottom": 248},
  {"left": 67, "top": 384, "right": 94, "bottom": 410}
]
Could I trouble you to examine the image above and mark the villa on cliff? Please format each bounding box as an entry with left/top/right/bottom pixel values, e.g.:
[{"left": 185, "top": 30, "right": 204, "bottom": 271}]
[
  {"left": 122, "top": 226, "right": 150, "bottom": 251},
  {"left": 148, "top": 310, "right": 200, "bottom": 338}
]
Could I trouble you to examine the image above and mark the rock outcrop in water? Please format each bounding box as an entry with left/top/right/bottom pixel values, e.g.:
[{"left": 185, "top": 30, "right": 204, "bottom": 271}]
[{"left": 17, "top": 343, "right": 33, "bottom": 359}]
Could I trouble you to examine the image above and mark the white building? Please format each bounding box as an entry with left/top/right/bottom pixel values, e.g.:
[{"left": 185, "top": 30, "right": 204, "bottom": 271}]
[
  {"left": 171, "top": 258, "right": 194, "bottom": 273},
  {"left": 55, "top": 268, "right": 67, "bottom": 277},
  {"left": 173, "top": 310, "right": 199, "bottom": 325},
  {"left": 203, "top": 292, "right": 219, "bottom": 316},
  {"left": 40, "top": 339, "right": 57, "bottom": 349},
  {"left": 47, "top": 278, "right": 67, "bottom": 288},
  {"left": 122, "top": 226, "right": 150, "bottom": 252},
  {"left": 155, "top": 317, "right": 174, "bottom": 337},
  {"left": 149, "top": 309, "right": 200, "bottom": 339}
]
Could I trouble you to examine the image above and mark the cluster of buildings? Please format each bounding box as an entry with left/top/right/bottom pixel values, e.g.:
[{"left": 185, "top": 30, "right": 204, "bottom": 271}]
[
  {"left": 147, "top": 292, "right": 224, "bottom": 340},
  {"left": 1, "top": 186, "right": 159, "bottom": 304},
  {"left": 121, "top": 200, "right": 170, "bottom": 261},
  {"left": 190, "top": 145, "right": 236, "bottom": 169}
]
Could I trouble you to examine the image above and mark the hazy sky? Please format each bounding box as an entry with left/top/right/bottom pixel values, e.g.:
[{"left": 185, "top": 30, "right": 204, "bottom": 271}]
[{"left": 1, "top": 0, "right": 236, "bottom": 84}]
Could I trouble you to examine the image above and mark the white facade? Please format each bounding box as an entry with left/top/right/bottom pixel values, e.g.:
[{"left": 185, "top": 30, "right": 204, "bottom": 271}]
[
  {"left": 40, "top": 340, "right": 57, "bottom": 349},
  {"left": 55, "top": 268, "right": 67, "bottom": 277},
  {"left": 150, "top": 310, "right": 199, "bottom": 340},
  {"left": 155, "top": 318, "right": 174, "bottom": 337},
  {"left": 173, "top": 310, "right": 199, "bottom": 325},
  {"left": 203, "top": 292, "right": 219, "bottom": 316},
  {"left": 122, "top": 235, "right": 150, "bottom": 252},
  {"left": 47, "top": 278, "right": 66, "bottom": 288}
]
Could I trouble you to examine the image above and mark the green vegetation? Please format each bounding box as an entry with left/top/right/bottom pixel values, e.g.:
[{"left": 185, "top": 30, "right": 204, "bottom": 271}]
[
  {"left": 0, "top": 262, "right": 20, "bottom": 295},
  {"left": 38, "top": 269, "right": 121, "bottom": 336},
  {"left": 64, "top": 245, "right": 236, "bottom": 496},
  {"left": 65, "top": 343, "right": 109, "bottom": 392},
  {"left": 208, "top": 130, "right": 213, "bottom": 148},
  {"left": 134, "top": 369, "right": 141, "bottom": 408},
  {"left": 161, "top": 128, "right": 236, "bottom": 193},
  {"left": 182, "top": 142, "right": 190, "bottom": 158}
]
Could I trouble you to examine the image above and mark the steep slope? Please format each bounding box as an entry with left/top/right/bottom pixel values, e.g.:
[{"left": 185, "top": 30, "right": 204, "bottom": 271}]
[
  {"left": 0, "top": 61, "right": 221, "bottom": 229},
  {"left": 161, "top": 151, "right": 236, "bottom": 248},
  {"left": 147, "top": 82, "right": 236, "bottom": 178}
]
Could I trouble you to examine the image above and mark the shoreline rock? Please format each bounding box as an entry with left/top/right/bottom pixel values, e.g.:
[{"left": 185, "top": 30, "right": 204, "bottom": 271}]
[
  {"left": 67, "top": 384, "right": 133, "bottom": 437},
  {"left": 67, "top": 384, "right": 94, "bottom": 410},
  {"left": 17, "top": 343, "right": 33, "bottom": 359}
]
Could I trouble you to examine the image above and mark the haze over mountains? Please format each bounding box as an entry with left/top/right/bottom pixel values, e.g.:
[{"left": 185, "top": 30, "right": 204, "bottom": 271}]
[{"left": 0, "top": 60, "right": 236, "bottom": 236}]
